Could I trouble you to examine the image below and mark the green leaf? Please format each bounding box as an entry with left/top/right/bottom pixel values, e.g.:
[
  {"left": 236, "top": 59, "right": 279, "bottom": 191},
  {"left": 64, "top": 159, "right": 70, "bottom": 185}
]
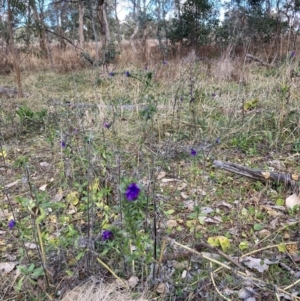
[
  {"left": 207, "top": 237, "right": 220, "bottom": 247},
  {"left": 276, "top": 198, "right": 285, "bottom": 206},
  {"left": 218, "top": 236, "right": 231, "bottom": 252},
  {"left": 277, "top": 243, "right": 286, "bottom": 253},
  {"left": 16, "top": 276, "right": 25, "bottom": 292},
  {"left": 27, "top": 263, "right": 35, "bottom": 272},
  {"left": 241, "top": 208, "right": 248, "bottom": 216},
  {"left": 253, "top": 224, "right": 263, "bottom": 231},
  {"left": 164, "top": 209, "right": 175, "bottom": 216},
  {"left": 31, "top": 266, "right": 45, "bottom": 278},
  {"left": 239, "top": 241, "right": 250, "bottom": 251}
]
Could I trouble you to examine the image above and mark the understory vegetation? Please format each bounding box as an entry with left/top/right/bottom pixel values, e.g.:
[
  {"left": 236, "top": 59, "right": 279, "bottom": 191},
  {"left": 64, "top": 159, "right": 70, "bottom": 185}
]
[{"left": 1, "top": 51, "right": 300, "bottom": 301}]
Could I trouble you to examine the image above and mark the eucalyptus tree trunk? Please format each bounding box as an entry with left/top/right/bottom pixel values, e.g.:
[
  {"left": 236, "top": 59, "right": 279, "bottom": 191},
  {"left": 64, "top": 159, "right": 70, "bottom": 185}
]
[
  {"left": 97, "top": 0, "right": 111, "bottom": 62},
  {"left": 130, "top": 0, "right": 140, "bottom": 53},
  {"left": 114, "top": 0, "right": 121, "bottom": 43},
  {"left": 88, "top": 0, "right": 99, "bottom": 61},
  {"left": 7, "top": 0, "right": 23, "bottom": 97},
  {"left": 78, "top": 0, "right": 85, "bottom": 49},
  {"left": 32, "top": 2, "right": 48, "bottom": 57}
]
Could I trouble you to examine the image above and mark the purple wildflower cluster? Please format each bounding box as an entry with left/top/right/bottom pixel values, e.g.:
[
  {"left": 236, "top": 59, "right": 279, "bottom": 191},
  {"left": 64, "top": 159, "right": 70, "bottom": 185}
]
[
  {"left": 8, "top": 219, "right": 16, "bottom": 229},
  {"left": 102, "top": 230, "right": 114, "bottom": 241},
  {"left": 190, "top": 149, "right": 197, "bottom": 156},
  {"left": 125, "top": 183, "right": 140, "bottom": 201}
]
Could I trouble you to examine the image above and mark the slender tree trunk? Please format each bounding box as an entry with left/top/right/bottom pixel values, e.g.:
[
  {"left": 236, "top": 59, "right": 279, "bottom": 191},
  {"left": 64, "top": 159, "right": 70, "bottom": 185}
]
[
  {"left": 130, "top": 0, "right": 140, "bottom": 53},
  {"left": 78, "top": 0, "right": 85, "bottom": 49},
  {"left": 88, "top": 0, "right": 99, "bottom": 62},
  {"left": 7, "top": 0, "right": 23, "bottom": 97},
  {"left": 32, "top": 4, "right": 48, "bottom": 57},
  {"left": 114, "top": 0, "right": 121, "bottom": 43},
  {"left": 97, "top": 0, "right": 111, "bottom": 62},
  {"left": 25, "top": 6, "right": 32, "bottom": 50}
]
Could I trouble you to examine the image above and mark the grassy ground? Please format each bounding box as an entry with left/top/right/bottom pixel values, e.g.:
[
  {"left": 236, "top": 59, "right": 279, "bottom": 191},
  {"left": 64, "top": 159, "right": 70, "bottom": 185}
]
[{"left": 1, "top": 52, "right": 300, "bottom": 300}]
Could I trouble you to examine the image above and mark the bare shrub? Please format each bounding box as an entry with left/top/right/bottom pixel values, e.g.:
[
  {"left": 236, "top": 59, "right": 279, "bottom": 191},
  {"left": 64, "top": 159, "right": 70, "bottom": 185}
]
[
  {"left": 0, "top": 57, "right": 13, "bottom": 75},
  {"left": 212, "top": 56, "right": 235, "bottom": 81}
]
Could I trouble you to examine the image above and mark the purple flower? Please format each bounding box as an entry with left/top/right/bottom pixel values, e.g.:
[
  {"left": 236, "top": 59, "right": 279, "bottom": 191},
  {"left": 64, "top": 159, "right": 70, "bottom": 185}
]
[
  {"left": 144, "top": 65, "right": 148, "bottom": 70},
  {"left": 212, "top": 93, "right": 217, "bottom": 97},
  {"left": 291, "top": 51, "right": 296, "bottom": 57},
  {"left": 8, "top": 219, "right": 16, "bottom": 229},
  {"left": 103, "top": 122, "right": 111, "bottom": 129},
  {"left": 163, "top": 60, "right": 168, "bottom": 65},
  {"left": 109, "top": 72, "right": 114, "bottom": 77},
  {"left": 60, "top": 141, "right": 66, "bottom": 148},
  {"left": 190, "top": 149, "right": 197, "bottom": 156},
  {"left": 125, "top": 71, "right": 130, "bottom": 77},
  {"left": 125, "top": 183, "right": 140, "bottom": 201},
  {"left": 215, "top": 138, "right": 221, "bottom": 144},
  {"left": 102, "top": 230, "right": 114, "bottom": 241}
]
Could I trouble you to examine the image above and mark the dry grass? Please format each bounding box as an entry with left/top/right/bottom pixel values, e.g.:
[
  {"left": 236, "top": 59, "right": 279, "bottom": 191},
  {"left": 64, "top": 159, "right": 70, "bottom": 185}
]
[{"left": 61, "top": 279, "right": 147, "bottom": 301}]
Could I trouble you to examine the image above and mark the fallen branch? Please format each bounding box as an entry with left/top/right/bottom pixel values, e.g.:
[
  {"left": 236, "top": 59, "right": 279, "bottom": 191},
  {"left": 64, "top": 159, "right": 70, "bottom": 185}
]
[
  {"left": 48, "top": 99, "right": 149, "bottom": 111},
  {"left": 213, "top": 160, "right": 299, "bottom": 190},
  {"left": 245, "top": 54, "right": 275, "bottom": 67},
  {"left": 0, "top": 86, "right": 30, "bottom": 98}
]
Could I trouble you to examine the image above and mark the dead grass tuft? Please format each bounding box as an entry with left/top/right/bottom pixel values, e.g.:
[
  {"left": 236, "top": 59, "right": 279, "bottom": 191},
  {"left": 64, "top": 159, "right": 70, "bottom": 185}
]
[{"left": 61, "top": 279, "right": 147, "bottom": 301}]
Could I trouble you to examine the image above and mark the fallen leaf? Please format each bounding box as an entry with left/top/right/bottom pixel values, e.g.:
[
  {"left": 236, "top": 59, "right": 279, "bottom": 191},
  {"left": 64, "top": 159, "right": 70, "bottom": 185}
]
[
  {"left": 53, "top": 190, "right": 64, "bottom": 202},
  {"left": 157, "top": 171, "right": 166, "bottom": 180},
  {"left": 0, "top": 262, "right": 16, "bottom": 273},
  {"left": 261, "top": 172, "right": 270, "bottom": 179},
  {"left": 5, "top": 180, "right": 20, "bottom": 189},
  {"left": 218, "top": 201, "right": 233, "bottom": 208},
  {"left": 0, "top": 209, "right": 10, "bottom": 220},
  {"left": 201, "top": 207, "right": 214, "bottom": 214},
  {"left": 239, "top": 287, "right": 256, "bottom": 300},
  {"left": 183, "top": 200, "right": 194, "bottom": 211},
  {"left": 260, "top": 205, "right": 282, "bottom": 217},
  {"left": 24, "top": 242, "right": 37, "bottom": 249},
  {"left": 292, "top": 174, "right": 299, "bottom": 181},
  {"left": 167, "top": 220, "right": 178, "bottom": 229},
  {"left": 286, "top": 244, "right": 298, "bottom": 254},
  {"left": 39, "top": 162, "right": 49, "bottom": 167},
  {"left": 181, "top": 270, "right": 187, "bottom": 279},
  {"left": 181, "top": 192, "right": 189, "bottom": 199},
  {"left": 258, "top": 229, "right": 270, "bottom": 238},
  {"left": 203, "top": 217, "right": 221, "bottom": 224},
  {"left": 128, "top": 276, "right": 139, "bottom": 288},
  {"left": 268, "top": 160, "right": 285, "bottom": 171},
  {"left": 156, "top": 282, "right": 167, "bottom": 294},
  {"left": 39, "top": 184, "right": 47, "bottom": 191},
  {"left": 177, "top": 182, "right": 187, "bottom": 190},
  {"left": 161, "top": 178, "right": 179, "bottom": 183},
  {"left": 241, "top": 256, "right": 278, "bottom": 273},
  {"left": 270, "top": 218, "right": 279, "bottom": 229},
  {"left": 286, "top": 193, "right": 300, "bottom": 209},
  {"left": 172, "top": 261, "right": 187, "bottom": 269}
]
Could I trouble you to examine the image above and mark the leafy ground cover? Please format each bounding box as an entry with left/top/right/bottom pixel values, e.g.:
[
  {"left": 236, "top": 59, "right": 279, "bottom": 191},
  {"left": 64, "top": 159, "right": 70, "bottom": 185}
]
[{"left": 1, "top": 53, "right": 300, "bottom": 300}]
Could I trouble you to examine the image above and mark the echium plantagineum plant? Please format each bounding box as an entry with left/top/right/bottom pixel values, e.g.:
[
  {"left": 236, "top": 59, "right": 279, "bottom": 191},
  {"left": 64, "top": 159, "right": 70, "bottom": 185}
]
[
  {"left": 101, "top": 180, "right": 153, "bottom": 265},
  {"left": 121, "top": 180, "right": 152, "bottom": 263}
]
